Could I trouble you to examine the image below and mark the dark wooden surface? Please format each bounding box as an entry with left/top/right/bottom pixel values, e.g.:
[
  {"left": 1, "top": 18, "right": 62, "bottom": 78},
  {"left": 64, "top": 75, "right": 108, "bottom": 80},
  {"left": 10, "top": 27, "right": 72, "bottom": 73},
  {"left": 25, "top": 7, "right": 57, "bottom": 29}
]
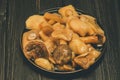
[{"left": 0, "top": 0, "right": 120, "bottom": 80}]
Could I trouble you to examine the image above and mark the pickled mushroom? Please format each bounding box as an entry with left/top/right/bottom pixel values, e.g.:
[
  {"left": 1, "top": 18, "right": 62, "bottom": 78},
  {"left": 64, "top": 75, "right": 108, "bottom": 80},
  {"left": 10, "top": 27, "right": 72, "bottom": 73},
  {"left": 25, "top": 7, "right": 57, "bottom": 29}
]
[
  {"left": 56, "top": 65, "right": 74, "bottom": 71},
  {"left": 79, "top": 36, "right": 99, "bottom": 44},
  {"left": 52, "top": 23, "right": 65, "bottom": 30},
  {"left": 69, "top": 34, "right": 89, "bottom": 55},
  {"left": 22, "top": 30, "right": 40, "bottom": 43},
  {"left": 53, "top": 44, "right": 72, "bottom": 65},
  {"left": 69, "top": 18, "right": 92, "bottom": 36},
  {"left": 58, "top": 5, "right": 79, "bottom": 17},
  {"left": 35, "top": 58, "right": 54, "bottom": 71},
  {"left": 44, "top": 12, "right": 63, "bottom": 23},
  {"left": 24, "top": 41, "right": 49, "bottom": 59},
  {"left": 39, "top": 31, "right": 49, "bottom": 41},
  {"left": 51, "top": 28, "right": 73, "bottom": 41},
  {"left": 44, "top": 38, "right": 57, "bottom": 54},
  {"left": 74, "top": 45, "right": 100, "bottom": 69},
  {"left": 26, "top": 15, "right": 48, "bottom": 30}
]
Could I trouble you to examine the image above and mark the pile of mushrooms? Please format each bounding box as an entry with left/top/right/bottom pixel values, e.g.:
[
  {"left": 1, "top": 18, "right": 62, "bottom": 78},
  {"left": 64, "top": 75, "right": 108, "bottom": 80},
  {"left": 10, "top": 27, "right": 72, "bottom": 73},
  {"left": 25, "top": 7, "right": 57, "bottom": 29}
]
[{"left": 22, "top": 5, "right": 106, "bottom": 71}]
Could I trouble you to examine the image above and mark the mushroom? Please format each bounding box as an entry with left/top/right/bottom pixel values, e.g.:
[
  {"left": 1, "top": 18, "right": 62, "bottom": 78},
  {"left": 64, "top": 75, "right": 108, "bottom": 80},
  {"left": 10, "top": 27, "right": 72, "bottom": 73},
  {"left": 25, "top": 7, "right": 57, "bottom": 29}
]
[
  {"left": 58, "top": 5, "right": 79, "bottom": 23},
  {"left": 79, "top": 14, "right": 104, "bottom": 34},
  {"left": 69, "top": 33, "right": 89, "bottom": 55},
  {"left": 39, "top": 30, "right": 58, "bottom": 54},
  {"left": 44, "top": 12, "right": 63, "bottom": 23},
  {"left": 87, "top": 44, "right": 101, "bottom": 58},
  {"left": 79, "top": 14, "right": 106, "bottom": 43},
  {"left": 39, "top": 31, "right": 49, "bottom": 41},
  {"left": 74, "top": 55, "right": 92, "bottom": 69},
  {"left": 58, "top": 5, "right": 79, "bottom": 17},
  {"left": 24, "top": 41, "right": 49, "bottom": 60},
  {"left": 40, "top": 25, "right": 54, "bottom": 36},
  {"left": 79, "top": 36, "right": 99, "bottom": 44},
  {"left": 69, "top": 18, "right": 92, "bottom": 36},
  {"left": 56, "top": 65, "right": 74, "bottom": 71},
  {"left": 79, "top": 14, "right": 96, "bottom": 22},
  {"left": 22, "top": 30, "right": 44, "bottom": 59},
  {"left": 74, "top": 45, "right": 100, "bottom": 69},
  {"left": 53, "top": 44, "right": 72, "bottom": 65},
  {"left": 35, "top": 58, "right": 54, "bottom": 71},
  {"left": 48, "top": 19, "right": 55, "bottom": 25},
  {"left": 26, "top": 15, "right": 49, "bottom": 30},
  {"left": 44, "top": 38, "right": 57, "bottom": 54},
  {"left": 59, "top": 39, "right": 67, "bottom": 45},
  {"left": 39, "top": 25, "right": 54, "bottom": 41},
  {"left": 28, "top": 32, "right": 37, "bottom": 40},
  {"left": 51, "top": 28, "right": 73, "bottom": 41},
  {"left": 52, "top": 23, "right": 65, "bottom": 30},
  {"left": 22, "top": 30, "right": 40, "bottom": 42}
]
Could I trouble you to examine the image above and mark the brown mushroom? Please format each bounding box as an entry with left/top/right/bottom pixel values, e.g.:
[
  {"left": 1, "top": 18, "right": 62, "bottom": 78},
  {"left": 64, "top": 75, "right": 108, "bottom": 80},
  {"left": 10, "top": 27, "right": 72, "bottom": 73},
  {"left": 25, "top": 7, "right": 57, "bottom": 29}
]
[
  {"left": 53, "top": 44, "right": 72, "bottom": 65},
  {"left": 23, "top": 41, "right": 49, "bottom": 60}
]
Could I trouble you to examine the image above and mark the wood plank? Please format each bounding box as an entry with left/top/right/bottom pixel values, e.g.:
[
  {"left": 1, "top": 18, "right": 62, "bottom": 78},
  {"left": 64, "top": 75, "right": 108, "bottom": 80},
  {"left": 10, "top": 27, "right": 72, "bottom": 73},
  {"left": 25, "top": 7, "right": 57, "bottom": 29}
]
[
  {"left": 0, "top": 0, "right": 7, "bottom": 15},
  {"left": 0, "top": 20, "right": 6, "bottom": 80},
  {"left": 40, "top": 0, "right": 63, "bottom": 11},
  {"left": 0, "top": 0, "right": 7, "bottom": 80}
]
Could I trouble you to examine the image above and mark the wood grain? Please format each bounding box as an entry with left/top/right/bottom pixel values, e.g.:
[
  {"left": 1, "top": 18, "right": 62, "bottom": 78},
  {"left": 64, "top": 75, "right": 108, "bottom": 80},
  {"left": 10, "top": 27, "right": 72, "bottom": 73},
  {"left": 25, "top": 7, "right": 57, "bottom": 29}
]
[
  {"left": 0, "top": 0, "right": 120, "bottom": 80},
  {"left": 0, "top": 0, "right": 7, "bottom": 80}
]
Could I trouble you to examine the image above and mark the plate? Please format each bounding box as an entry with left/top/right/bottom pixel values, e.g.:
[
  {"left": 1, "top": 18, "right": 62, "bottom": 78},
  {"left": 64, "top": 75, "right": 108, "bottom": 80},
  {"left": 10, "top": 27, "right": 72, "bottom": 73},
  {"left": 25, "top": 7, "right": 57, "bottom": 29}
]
[{"left": 20, "top": 7, "right": 106, "bottom": 75}]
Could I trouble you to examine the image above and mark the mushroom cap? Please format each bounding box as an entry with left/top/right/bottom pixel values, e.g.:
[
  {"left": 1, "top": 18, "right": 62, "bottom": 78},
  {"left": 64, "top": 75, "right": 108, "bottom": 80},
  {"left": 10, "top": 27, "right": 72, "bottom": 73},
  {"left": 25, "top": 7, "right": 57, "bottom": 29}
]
[
  {"left": 51, "top": 28, "right": 73, "bottom": 41},
  {"left": 53, "top": 44, "right": 72, "bottom": 65},
  {"left": 35, "top": 58, "right": 54, "bottom": 71},
  {"left": 23, "top": 41, "right": 49, "bottom": 59},
  {"left": 25, "top": 15, "right": 48, "bottom": 30}
]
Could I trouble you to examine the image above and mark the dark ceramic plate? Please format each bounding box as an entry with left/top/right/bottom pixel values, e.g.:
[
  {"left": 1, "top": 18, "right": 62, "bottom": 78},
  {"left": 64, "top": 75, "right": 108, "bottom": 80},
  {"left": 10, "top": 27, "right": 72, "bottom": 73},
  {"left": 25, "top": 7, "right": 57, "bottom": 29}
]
[{"left": 20, "top": 7, "right": 106, "bottom": 74}]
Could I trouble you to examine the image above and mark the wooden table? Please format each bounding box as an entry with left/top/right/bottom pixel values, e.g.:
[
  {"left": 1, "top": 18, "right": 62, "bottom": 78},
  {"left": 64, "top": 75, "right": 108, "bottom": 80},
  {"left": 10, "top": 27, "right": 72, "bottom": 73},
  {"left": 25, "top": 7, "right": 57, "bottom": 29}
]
[{"left": 0, "top": 0, "right": 120, "bottom": 80}]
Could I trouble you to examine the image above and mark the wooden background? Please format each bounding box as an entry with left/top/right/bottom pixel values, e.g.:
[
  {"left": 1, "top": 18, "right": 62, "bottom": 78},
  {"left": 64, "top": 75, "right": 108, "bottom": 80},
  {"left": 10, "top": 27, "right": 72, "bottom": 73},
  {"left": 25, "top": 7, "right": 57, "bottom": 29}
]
[{"left": 0, "top": 0, "right": 120, "bottom": 80}]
